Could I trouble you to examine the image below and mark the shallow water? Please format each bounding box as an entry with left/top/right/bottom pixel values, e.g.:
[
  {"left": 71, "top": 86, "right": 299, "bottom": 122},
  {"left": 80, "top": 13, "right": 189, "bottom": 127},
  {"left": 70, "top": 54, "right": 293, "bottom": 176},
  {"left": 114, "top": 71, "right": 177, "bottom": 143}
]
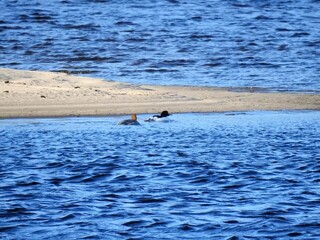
[
  {"left": 0, "top": 111, "right": 319, "bottom": 239},
  {"left": 1, "top": 0, "right": 320, "bottom": 92}
]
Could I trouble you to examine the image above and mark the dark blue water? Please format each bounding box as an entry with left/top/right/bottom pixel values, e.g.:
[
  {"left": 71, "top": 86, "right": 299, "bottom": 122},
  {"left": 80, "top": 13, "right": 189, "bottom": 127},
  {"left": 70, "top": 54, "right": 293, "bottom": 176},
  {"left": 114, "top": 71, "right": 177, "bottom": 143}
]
[
  {"left": 0, "top": 111, "right": 319, "bottom": 239},
  {"left": 1, "top": 0, "right": 320, "bottom": 92}
]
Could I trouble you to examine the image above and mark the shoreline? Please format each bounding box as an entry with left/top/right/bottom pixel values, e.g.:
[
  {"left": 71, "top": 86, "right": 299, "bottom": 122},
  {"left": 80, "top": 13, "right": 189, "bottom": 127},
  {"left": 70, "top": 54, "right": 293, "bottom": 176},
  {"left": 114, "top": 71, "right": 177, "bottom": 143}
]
[
  {"left": 1, "top": 68, "right": 319, "bottom": 119},
  {"left": 1, "top": 110, "right": 318, "bottom": 122}
]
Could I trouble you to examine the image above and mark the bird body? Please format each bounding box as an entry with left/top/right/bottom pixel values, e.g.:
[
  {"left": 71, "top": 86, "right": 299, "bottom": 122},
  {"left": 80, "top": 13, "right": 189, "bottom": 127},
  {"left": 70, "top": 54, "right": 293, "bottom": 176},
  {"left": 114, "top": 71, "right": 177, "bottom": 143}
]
[
  {"left": 118, "top": 114, "right": 140, "bottom": 125},
  {"left": 144, "top": 111, "right": 171, "bottom": 122}
]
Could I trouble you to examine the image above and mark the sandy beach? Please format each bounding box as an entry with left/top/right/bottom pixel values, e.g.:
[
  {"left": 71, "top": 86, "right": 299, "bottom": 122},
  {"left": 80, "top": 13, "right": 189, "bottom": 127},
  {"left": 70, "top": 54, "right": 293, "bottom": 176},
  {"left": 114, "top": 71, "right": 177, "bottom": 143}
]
[{"left": 0, "top": 68, "right": 319, "bottom": 119}]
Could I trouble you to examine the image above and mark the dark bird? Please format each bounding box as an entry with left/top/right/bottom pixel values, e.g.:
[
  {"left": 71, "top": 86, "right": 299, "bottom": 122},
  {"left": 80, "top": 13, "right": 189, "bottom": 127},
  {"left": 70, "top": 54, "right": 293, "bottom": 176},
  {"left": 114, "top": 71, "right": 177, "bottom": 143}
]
[
  {"left": 118, "top": 114, "right": 140, "bottom": 125},
  {"left": 144, "top": 110, "right": 171, "bottom": 122}
]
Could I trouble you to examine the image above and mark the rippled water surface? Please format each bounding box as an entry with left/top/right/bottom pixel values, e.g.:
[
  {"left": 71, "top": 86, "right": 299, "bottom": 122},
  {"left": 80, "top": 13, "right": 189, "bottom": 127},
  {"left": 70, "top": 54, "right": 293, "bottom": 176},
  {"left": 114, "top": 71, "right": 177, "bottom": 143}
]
[
  {"left": 1, "top": 0, "right": 320, "bottom": 92},
  {"left": 0, "top": 112, "right": 319, "bottom": 239}
]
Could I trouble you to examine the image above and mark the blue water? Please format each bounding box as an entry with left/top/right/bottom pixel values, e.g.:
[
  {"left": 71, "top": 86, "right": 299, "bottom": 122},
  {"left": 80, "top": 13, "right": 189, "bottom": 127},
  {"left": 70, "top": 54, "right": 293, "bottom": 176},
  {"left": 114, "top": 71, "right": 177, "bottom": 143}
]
[
  {"left": 0, "top": 111, "right": 319, "bottom": 239},
  {"left": 1, "top": 0, "right": 320, "bottom": 92}
]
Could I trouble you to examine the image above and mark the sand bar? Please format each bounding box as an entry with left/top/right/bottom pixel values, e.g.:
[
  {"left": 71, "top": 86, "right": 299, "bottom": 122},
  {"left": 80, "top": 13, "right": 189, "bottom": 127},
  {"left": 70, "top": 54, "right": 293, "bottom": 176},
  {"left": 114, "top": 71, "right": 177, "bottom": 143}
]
[{"left": 0, "top": 68, "right": 319, "bottom": 119}]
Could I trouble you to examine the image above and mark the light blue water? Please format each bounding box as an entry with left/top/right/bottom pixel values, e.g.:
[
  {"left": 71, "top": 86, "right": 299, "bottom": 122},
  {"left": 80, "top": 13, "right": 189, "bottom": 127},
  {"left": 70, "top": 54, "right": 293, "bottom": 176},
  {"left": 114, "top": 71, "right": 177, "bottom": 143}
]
[
  {"left": 0, "top": 111, "right": 319, "bottom": 239},
  {"left": 1, "top": 0, "right": 320, "bottom": 92}
]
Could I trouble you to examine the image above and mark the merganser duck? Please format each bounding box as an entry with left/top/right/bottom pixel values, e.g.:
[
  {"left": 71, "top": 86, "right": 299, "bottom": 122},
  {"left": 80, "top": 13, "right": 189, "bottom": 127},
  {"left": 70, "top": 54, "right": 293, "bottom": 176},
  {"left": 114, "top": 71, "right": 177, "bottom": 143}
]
[
  {"left": 118, "top": 114, "right": 140, "bottom": 125},
  {"left": 144, "top": 110, "right": 171, "bottom": 122}
]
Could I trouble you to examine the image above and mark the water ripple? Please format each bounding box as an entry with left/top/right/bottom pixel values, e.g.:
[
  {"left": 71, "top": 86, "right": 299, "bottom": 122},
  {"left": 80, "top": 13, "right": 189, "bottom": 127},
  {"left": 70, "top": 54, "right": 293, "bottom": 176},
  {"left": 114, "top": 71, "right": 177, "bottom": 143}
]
[
  {"left": 1, "top": 1, "right": 320, "bottom": 92},
  {"left": 1, "top": 112, "right": 319, "bottom": 239}
]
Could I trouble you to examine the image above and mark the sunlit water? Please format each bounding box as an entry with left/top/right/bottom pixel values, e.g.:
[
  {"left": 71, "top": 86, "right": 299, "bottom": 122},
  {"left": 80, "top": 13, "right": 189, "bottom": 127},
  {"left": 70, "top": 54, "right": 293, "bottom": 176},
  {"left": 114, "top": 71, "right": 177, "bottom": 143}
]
[
  {"left": 1, "top": 0, "right": 320, "bottom": 92},
  {"left": 0, "top": 111, "right": 319, "bottom": 239}
]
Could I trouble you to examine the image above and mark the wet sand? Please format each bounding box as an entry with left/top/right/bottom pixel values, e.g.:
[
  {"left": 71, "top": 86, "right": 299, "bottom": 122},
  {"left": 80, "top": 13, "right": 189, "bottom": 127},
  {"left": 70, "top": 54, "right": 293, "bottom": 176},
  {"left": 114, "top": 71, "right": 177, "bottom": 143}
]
[{"left": 0, "top": 68, "right": 319, "bottom": 119}]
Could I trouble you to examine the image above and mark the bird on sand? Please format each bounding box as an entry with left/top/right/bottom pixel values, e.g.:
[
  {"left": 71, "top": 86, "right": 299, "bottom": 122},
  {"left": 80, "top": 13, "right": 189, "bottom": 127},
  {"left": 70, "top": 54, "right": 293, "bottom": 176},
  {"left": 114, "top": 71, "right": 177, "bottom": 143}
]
[{"left": 118, "top": 114, "right": 140, "bottom": 125}]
